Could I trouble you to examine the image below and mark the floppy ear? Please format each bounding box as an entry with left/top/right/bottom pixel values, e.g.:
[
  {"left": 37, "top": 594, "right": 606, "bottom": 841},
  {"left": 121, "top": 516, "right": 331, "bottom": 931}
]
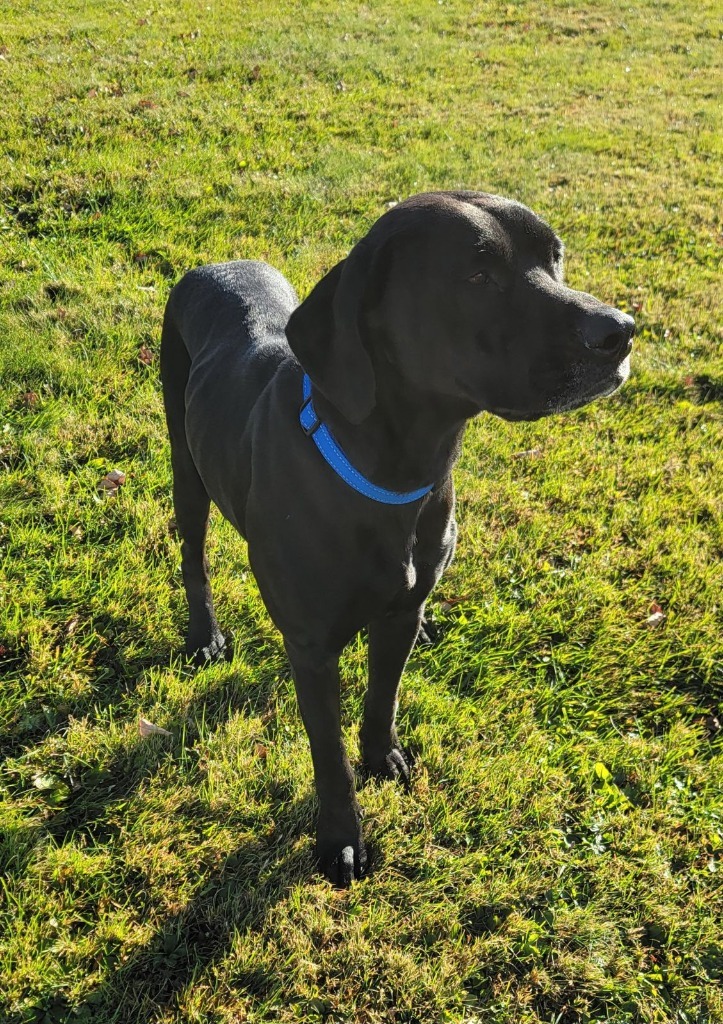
[{"left": 285, "top": 242, "right": 379, "bottom": 424}]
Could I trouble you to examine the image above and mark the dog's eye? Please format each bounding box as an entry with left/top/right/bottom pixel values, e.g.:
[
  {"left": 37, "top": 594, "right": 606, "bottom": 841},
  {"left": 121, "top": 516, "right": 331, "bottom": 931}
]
[{"left": 468, "top": 271, "right": 489, "bottom": 285}]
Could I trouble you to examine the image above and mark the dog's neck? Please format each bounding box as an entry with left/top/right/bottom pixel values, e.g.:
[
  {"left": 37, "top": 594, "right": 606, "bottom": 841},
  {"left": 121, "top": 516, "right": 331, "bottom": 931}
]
[{"left": 312, "top": 357, "right": 478, "bottom": 496}]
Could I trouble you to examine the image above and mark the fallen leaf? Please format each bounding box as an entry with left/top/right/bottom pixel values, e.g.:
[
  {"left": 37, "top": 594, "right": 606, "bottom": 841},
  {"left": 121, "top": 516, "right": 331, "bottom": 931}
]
[
  {"left": 139, "top": 717, "right": 172, "bottom": 738},
  {"left": 254, "top": 742, "right": 268, "bottom": 759},
  {"left": 97, "top": 468, "right": 126, "bottom": 497},
  {"left": 512, "top": 447, "right": 543, "bottom": 459},
  {"left": 705, "top": 715, "right": 721, "bottom": 737},
  {"left": 645, "top": 607, "right": 666, "bottom": 628},
  {"left": 64, "top": 616, "right": 80, "bottom": 638},
  {"left": 138, "top": 345, "right": 154, "bottom": 365},
  {"left": 33, "top": 772, "right": 60, "bottom": 791},
  {"left": 438, "top": 594, "right": 470, "bottom": 613}
]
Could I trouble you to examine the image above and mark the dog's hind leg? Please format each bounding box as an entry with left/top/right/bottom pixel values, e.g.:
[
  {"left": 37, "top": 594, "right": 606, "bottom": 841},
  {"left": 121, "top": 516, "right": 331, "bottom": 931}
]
[
  {"left": 160, "top": 312, "right": 229, "bottom": 665},
  {"left": 360, "top": 606, "right": 423, "bottom": 787}
]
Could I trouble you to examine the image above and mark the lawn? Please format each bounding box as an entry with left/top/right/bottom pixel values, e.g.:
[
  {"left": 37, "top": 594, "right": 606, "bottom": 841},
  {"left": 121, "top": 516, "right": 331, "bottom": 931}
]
[{"left": 1, "top": 0, "right": 722, "bottom": 1021}]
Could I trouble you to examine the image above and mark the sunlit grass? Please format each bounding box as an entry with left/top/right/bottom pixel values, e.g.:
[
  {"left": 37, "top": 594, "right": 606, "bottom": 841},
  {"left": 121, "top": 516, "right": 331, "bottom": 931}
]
[{"left": 1, "top": 0, "right": 721, "bottom": 1021}]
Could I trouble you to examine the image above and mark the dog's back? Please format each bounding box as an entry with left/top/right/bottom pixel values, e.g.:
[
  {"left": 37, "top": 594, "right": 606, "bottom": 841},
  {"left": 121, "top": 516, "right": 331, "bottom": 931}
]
[
  {"left": 161, "top": 260, "right": 299, "bottom": 532},
  {"left": 165, "top": 260, "right": 298, "bottom": 392}
]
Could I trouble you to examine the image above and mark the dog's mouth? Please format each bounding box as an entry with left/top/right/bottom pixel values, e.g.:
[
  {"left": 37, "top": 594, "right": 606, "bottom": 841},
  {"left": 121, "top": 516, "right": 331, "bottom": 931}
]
[
  {"left": 488, "top": 354, "right": 631, "bottom": 422},
  {"left": 549, "top": 354, "right": 631, "bottom": 414}
]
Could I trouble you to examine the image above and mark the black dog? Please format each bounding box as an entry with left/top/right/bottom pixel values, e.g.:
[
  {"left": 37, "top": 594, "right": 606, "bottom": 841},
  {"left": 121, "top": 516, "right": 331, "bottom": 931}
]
[{"left": 160, "top": 191, "right": 633, "bottom": 885}]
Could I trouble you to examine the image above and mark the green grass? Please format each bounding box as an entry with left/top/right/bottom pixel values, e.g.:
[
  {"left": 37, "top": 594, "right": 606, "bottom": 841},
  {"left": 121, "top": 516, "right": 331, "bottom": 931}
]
[{"left": 1, "top": 0, "right": 722, "bottom": 1021}]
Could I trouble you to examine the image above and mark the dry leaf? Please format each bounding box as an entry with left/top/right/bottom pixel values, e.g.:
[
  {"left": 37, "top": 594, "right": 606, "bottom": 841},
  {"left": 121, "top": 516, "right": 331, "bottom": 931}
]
[
  {"left": 512, "top": 447, "right": 543, "bottom": 459},
  {"left": 438, "top": 594, "right": 471, "bottom": 613},
  {"left": 138, "top": 345, "right": 154, "bottom": 365},
  {"left": 645, "top": 602, "right": 666, "bottom": 628},
  {"left": 33, "top": 772, "right": 60, "bottom": 791},
  {"left": 253, "top": 742, "right": 268, "bottom": 759},
  {"left": 139, "top": 717, "right": 172, "bottom": 738},
  {"left": 705, "top": 715, "right": 721, "bottom": 737},
  {"left": 97, "top": 468, "right": 126, "bottom": 496}
]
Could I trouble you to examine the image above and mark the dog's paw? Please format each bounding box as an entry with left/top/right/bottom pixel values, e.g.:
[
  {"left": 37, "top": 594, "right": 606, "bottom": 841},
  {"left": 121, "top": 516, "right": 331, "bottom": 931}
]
[
  {"left": 316, "top": 810, "right": 367, "bottom": 887},
  {"left": 361, "top": 745, "right": 413, "bottom": 790},
  {"left": 186, "top": 630, "right": 232, "bottom": 667},
  {"left": 417, "top": 616, "right": 439, "bottom": 646},
  {"left": 318, "top": 839, "right": 368, "bottom": 887}
]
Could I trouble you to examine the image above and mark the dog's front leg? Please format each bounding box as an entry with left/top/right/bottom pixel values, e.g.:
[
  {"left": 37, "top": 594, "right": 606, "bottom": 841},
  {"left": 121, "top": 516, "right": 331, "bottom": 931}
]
[
  {"left": 360, "top": 606, "right": 422, "bottom": 788},
  {"left": 285, "top": 641, "right": 366, "bottom": 886}
]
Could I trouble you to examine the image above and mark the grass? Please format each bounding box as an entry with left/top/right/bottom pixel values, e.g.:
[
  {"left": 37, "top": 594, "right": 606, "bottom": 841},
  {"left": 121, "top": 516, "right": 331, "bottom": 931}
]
[{"left": 1, "top": 0, "right": 722, "bottom": 1020}]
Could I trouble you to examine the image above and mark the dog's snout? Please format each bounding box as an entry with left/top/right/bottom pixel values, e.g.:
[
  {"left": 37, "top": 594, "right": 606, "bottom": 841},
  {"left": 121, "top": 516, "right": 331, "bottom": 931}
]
[{"left": 581, "top": 310, "right": 635, "bottom": 359}]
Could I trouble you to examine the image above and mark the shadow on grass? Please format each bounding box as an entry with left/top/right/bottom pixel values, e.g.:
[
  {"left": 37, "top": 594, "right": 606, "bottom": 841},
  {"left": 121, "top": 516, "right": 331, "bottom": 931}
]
[
  {"left": 5, "top": 638, "right": 320, "bottom": 1024},
  {"left": 3, "top": 633, "right": 287, "bottom": 860},
  {"left": 10, "top": 812, "right": 315, "bottom": 1024},
  {"left": 0, "top": 610, "right": 169, "bottom": 764}
]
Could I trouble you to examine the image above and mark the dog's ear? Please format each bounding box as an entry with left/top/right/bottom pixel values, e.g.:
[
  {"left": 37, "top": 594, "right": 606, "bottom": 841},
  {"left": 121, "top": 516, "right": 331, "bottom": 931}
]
[{"left": 285, "top": 242, "right": 380, "bottom": 424}]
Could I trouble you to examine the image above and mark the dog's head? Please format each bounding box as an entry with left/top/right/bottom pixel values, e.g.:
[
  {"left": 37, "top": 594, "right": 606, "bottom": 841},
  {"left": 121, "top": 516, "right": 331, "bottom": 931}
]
[{"left": 286, "top": 191, "right": 633, "bottom": 424}]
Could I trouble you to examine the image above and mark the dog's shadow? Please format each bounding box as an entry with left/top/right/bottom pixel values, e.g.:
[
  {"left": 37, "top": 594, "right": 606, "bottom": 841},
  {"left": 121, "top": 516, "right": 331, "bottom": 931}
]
[
  {"left": 0, "top": 609, "right": 172, "bottom": 764},
  {"left": 84, "top": 812, "right": 314, "bottom": 1022},
  {"left": 15, "top": 819, "right": 314, "bottom": 1024},
  {"left": 9, "top": 689, "right": 318, "bottom": 1023},
  {"left": 4, "top": 611, "right": 325, "bottom": 1023}
]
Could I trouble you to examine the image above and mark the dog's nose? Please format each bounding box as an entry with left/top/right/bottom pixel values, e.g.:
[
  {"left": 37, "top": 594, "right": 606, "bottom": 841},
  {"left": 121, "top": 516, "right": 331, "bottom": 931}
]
[{"left": 582, "top": 310, "right": 635, "bottom": 359}]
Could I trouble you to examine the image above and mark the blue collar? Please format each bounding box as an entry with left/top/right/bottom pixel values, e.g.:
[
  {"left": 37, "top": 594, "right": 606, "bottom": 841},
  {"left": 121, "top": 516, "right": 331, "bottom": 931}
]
[{"left": 299, "top": 374, "right": 434, "bottom": 505}]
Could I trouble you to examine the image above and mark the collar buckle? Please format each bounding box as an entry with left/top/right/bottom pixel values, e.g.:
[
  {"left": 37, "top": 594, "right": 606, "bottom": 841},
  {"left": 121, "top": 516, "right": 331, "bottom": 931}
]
[{"left": 299, "top": 394, "right": 321, "bottom": 436}]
